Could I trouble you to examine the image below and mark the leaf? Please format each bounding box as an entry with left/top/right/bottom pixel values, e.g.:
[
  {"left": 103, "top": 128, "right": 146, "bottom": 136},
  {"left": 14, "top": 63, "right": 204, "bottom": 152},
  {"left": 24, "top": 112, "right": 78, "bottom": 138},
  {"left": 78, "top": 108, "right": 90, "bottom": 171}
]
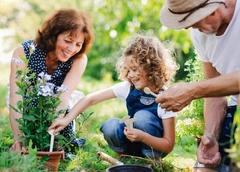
[
  {"left": 9, "top": 104, "right": 22, "bottom": 113},
  {"left": 19, "top": 54, "right": 29, "bottom": 65},
  {"left": 22, "top": 115, "right": 37, "bottom": 122},
  {"left": 16, "top": 100, "right": 23, "bottom": 110},
  {"left": 15, "top": 81, "right": 22, "bottom": 89}
]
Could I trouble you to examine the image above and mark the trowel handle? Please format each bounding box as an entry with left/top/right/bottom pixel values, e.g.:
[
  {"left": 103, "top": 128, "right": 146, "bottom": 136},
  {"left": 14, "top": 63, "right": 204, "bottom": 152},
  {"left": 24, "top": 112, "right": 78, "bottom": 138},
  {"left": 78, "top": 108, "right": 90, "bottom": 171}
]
[{"left": 97, "top": 151, "right": 124, "bottom": 165}]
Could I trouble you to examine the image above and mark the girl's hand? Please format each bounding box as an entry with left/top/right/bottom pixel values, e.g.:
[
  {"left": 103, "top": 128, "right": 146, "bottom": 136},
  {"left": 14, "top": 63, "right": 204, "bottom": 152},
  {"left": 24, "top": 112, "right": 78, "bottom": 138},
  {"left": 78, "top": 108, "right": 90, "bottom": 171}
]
[
  {"left": 48, "top": 118, "right": 68, "bottom": 135},
  {"left": 123, "top": 127, "right": 145, "bottom": 142}
]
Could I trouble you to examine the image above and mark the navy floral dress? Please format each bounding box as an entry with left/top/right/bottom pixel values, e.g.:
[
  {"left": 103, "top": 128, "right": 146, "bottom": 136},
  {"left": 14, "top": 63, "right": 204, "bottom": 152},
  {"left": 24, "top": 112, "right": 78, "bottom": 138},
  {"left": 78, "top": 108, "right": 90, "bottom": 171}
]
[{"left": 22, "top": 40, "right": 85, "bottom": 147}]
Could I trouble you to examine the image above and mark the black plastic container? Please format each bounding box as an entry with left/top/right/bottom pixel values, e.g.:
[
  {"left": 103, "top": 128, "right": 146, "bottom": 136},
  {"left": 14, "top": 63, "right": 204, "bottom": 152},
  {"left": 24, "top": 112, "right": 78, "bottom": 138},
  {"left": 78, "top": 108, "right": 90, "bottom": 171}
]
[{"left": 106, "top": 164, "right": 154, "bottom": 172}]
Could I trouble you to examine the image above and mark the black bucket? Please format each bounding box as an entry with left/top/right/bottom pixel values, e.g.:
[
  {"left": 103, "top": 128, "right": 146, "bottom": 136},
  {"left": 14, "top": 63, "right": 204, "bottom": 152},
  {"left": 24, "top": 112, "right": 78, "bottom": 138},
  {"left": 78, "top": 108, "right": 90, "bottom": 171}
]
[{"left": 106, "top": 164, "right": 154, "bottom": 172}]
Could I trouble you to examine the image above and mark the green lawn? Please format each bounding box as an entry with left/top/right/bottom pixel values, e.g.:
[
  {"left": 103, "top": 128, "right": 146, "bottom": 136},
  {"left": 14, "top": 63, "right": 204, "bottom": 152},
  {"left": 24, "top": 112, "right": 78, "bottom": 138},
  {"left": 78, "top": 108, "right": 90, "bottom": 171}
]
[{"left": 0, "top": 63, "right": 197, "bottom": 171}]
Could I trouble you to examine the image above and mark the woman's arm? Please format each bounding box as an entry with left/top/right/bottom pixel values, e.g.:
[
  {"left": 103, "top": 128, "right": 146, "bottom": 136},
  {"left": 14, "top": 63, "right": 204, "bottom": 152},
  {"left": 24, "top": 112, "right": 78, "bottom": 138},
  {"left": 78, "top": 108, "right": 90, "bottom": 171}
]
[
  {"left": 57, "top": 55, "right": 88, "bottom": 114},
  {"left": 9, "top": 46, "right": 27, "bottom": 152},
  {"left": 49, "top": 87, "right": 117, "bottom": 134}
]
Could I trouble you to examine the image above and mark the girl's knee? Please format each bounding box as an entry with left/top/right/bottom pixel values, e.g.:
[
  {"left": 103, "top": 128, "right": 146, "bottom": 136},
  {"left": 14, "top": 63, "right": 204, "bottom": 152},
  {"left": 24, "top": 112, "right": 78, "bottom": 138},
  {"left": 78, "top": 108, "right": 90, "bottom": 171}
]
[
  {"left": 100, "top": 118, "right": 124, "bottom": 137},
  {"left": 133, "top": 110, "right": 163, "bottom": 137},
  {"left": 134, "top": 110, "right": 158, "bottom": 127},
  {"left": 100, "top": 118, "right": 126, "bottom": 149}
]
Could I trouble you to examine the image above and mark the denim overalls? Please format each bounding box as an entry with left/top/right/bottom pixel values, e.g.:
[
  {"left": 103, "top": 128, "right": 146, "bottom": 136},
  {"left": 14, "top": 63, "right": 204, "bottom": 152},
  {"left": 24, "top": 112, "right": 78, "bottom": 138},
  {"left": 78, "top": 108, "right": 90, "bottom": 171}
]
[{"left": 100, "top": 87, "right": 167, "bottom": 158}]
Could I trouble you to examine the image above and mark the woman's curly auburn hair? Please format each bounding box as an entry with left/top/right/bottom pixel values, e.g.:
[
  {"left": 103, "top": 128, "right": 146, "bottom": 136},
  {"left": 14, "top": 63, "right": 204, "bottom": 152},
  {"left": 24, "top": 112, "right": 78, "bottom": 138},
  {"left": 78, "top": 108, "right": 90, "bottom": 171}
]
[
  {"left": 35, "top": 8, "right": 94, "bottom": 59},
  {"left": 116, "top": 34, "right": 179, "bottom": 89}
]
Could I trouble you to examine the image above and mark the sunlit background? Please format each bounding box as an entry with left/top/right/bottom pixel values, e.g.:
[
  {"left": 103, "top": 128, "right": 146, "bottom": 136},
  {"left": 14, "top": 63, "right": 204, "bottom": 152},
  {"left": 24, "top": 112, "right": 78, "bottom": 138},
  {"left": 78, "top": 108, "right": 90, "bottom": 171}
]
[{"left": 0, "top": 0, "right": 194, "bottom": 81}]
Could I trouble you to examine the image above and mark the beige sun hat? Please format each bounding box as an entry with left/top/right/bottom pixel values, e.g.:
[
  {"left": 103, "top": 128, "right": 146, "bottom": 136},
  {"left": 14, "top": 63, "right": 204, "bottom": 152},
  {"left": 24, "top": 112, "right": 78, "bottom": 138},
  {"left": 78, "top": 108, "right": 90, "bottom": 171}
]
[{"left": 160, "top": 0, "right": 225, "bottom": 29}]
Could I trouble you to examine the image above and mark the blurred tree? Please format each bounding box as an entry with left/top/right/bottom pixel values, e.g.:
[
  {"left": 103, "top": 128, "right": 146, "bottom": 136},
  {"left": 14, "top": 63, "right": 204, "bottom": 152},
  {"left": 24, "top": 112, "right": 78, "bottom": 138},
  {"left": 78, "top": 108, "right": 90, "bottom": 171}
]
[{"left": 0, "top": 0, "right": 195, "bottom": 81}]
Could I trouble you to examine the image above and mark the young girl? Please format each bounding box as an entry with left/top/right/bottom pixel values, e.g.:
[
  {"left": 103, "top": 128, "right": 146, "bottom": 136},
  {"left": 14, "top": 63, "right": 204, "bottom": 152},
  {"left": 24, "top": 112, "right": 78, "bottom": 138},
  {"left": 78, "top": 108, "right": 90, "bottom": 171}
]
[{"left": 48, "top": 34, "right": 179, "bottom": 158}]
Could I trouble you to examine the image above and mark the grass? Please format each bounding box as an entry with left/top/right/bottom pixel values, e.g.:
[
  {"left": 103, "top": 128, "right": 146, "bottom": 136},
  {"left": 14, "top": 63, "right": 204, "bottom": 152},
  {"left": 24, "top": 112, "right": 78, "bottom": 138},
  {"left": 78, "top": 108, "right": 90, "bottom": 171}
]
[{"left": 0, "top": 63, "right": 197, "bottom": 171}]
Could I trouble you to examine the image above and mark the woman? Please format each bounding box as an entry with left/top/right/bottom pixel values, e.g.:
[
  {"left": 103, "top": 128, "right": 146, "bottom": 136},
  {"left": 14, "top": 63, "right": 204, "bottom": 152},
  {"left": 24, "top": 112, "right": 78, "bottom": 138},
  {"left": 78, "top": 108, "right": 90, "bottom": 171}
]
[{"left": 9, "top": 8, "right": 94, "bottom": 152}]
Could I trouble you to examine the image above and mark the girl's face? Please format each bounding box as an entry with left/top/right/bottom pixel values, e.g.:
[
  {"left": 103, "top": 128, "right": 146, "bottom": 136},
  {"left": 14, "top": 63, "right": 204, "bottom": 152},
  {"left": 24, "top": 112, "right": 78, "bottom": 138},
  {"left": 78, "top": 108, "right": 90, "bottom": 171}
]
[
  {"left": 54, "top": 32, "right": 85, "bottom": 62},
  {"left": 124, "top": 55, "right": 151, "bottom": 91}
]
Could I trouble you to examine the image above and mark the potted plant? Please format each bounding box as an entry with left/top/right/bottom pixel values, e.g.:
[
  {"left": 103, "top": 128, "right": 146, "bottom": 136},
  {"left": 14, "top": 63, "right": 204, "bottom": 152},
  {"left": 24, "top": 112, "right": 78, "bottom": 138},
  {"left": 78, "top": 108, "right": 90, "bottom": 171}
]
[{"left": 10, "top": 44, "right": 67, "bottom": 171}]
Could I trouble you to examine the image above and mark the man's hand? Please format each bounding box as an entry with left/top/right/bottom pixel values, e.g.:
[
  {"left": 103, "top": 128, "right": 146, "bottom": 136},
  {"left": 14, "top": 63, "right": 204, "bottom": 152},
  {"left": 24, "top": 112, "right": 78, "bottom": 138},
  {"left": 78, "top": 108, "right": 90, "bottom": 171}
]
[
  {"left": 197, "top": 134, "right": 221, "bottom": 166},
  {"left": 155, "top": 83, "right": 193, "bottom": 112}
]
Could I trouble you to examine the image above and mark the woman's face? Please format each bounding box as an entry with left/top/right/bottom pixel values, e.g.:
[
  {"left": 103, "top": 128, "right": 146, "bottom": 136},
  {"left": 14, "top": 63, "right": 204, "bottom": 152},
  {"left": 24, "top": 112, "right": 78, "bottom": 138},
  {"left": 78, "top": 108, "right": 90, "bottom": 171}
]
[
  {"left": 54, "top": 32, "right": 85, "bottom": 62},
  {"left": 124, "top": 55, "right": 150, "bottom": 91}
]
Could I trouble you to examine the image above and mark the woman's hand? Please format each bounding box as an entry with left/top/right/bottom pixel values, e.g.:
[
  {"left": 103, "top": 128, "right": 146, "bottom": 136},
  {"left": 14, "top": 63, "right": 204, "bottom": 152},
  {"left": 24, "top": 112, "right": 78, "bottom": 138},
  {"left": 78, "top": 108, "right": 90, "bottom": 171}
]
[{"left": 9, "top": 141, "right": 22, "bottom": 152}]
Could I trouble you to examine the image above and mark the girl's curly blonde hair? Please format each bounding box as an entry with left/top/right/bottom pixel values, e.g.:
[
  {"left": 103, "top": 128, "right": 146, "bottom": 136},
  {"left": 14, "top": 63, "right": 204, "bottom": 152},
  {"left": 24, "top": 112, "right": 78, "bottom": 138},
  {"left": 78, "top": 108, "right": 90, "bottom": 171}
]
[{"left": 116, "top": 34, "right": 179, "bottom": 89}]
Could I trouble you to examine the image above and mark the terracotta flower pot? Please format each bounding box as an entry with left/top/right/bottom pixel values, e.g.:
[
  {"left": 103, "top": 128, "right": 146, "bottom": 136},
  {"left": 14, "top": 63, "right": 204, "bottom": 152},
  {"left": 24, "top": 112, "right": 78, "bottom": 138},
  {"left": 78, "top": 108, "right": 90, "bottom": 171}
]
[{"left": 24, "top": 150, "right": 64, "bottom": 171}]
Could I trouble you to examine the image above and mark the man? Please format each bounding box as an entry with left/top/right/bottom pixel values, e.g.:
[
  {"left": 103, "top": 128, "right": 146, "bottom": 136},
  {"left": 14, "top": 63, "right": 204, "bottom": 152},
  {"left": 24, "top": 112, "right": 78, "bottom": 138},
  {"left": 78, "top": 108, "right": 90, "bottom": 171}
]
[{"left": 158, "top": 0, "right": 239, "bottom": 171}]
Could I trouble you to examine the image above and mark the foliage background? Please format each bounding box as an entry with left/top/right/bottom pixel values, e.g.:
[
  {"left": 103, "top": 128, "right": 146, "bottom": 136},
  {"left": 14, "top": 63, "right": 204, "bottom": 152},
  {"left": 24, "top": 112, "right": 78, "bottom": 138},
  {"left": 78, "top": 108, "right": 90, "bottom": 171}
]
[{"left": 0, "top": 0, "right": 195, "bottom": 81}]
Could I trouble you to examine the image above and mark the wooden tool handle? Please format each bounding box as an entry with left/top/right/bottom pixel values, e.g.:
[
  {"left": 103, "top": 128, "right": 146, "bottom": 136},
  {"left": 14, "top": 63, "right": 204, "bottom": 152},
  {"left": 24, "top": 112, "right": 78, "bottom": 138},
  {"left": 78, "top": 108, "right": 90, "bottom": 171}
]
[{"left": 97, "top": 151, "right": 124, "bottom": 165}]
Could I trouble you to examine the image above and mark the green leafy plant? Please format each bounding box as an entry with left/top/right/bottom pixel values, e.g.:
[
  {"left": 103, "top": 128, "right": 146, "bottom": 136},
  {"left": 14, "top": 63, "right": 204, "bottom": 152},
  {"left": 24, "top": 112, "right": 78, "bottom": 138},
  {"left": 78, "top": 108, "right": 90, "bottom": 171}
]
[
  {"left": 227, "top": 106, "right": 240, "bottom": 168},
  {"left": 10, "top": 44, "right": 68, "bottom": 151},
  {"left": 0, "top": 140, "right": 47, "bottom": 171},
  {"left": 176, "top": 58, "right": 204, "bottom": 150}
]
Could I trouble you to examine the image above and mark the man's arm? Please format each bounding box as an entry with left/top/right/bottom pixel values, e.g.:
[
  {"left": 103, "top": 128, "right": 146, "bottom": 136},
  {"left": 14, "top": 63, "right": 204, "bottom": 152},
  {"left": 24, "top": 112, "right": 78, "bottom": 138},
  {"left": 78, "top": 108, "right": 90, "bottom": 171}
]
[
  {"left": 196, "top": 62, "right": 227, "bottom": 165},
  {"left": 156, "top": 70, "right": 239, "bottom": 112},
  {"left": 202, "top": 62, "right": 227, "bottom": 138},
  {"left": 192, "top": 70, "right": 239, "bottom": 98}
]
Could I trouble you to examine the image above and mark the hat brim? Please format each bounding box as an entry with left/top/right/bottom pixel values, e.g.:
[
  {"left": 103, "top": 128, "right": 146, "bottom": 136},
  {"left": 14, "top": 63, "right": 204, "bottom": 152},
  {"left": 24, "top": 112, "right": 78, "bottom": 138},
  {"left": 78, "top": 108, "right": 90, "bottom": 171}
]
[{"left": 160, "top": 1, "right": 222, "bottom": 29}]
